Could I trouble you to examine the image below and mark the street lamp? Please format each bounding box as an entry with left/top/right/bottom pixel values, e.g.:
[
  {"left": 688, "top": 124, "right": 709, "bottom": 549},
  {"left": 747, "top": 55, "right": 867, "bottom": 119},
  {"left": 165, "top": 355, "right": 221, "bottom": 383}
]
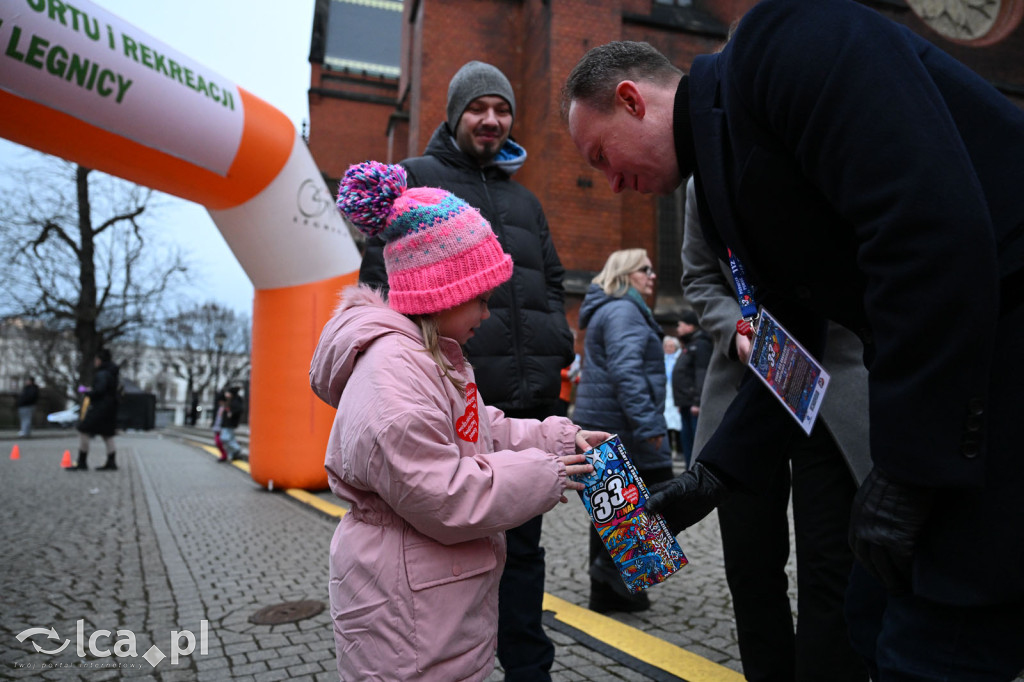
[{"left": 213, "top": 328, "right": 227, "bottom": 420}]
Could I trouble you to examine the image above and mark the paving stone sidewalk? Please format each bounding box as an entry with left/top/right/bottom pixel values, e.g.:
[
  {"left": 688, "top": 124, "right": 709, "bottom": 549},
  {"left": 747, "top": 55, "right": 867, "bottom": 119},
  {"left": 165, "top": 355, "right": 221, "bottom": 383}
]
[
  {"left": 0, "top": 432, "right": 763, "bottom": 681},
  {"left": 1, "top": 434, "right": 340, "bottom": 681}
]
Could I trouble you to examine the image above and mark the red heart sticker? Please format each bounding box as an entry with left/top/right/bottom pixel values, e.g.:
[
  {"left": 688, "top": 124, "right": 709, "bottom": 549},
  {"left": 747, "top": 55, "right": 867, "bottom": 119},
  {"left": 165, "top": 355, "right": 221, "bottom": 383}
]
[
  {"left": 623, "top": 485, "right": 639, "bottom": 506},
  {"left": 455, "top": 383, "right": 479, "bottom": 443}
]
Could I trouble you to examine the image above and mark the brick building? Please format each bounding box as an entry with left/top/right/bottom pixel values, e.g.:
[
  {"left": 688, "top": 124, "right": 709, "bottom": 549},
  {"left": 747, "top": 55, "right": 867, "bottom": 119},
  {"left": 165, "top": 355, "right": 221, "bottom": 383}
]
[{"left": 306, "top": 0, "right": 1024, "bottom": 333}]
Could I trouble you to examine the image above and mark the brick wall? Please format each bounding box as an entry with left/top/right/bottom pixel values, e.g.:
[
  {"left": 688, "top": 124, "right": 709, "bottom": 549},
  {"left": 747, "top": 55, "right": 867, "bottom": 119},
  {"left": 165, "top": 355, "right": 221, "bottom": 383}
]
[{"left": 307, "top": 64, "right": 399, "bottom": 181}]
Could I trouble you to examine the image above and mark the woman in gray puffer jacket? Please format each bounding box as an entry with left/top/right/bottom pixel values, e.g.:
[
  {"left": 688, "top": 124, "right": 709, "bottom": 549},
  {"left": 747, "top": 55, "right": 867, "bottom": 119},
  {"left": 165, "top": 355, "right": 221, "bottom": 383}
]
[{"left": 573, "top": 249, "right": 674, "bottom": 614}]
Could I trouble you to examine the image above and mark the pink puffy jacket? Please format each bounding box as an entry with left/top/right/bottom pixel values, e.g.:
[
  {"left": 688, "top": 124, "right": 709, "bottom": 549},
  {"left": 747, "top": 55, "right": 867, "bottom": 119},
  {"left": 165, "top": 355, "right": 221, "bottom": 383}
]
[{"left": 309, "top": 286, "right": 578, "bottom": 681}]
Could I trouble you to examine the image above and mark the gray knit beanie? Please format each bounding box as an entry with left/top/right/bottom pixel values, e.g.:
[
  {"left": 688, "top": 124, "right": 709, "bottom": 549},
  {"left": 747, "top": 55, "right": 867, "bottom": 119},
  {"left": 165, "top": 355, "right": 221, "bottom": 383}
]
[{"left": 446, "top": 61, "right": 516, "bottom": 134}]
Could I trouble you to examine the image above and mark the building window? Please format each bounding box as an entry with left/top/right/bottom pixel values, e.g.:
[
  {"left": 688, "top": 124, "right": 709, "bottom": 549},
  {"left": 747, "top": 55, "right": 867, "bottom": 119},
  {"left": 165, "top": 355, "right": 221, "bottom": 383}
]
[{"left": 322, "top": 0, "right": 402, "bottom": 77}]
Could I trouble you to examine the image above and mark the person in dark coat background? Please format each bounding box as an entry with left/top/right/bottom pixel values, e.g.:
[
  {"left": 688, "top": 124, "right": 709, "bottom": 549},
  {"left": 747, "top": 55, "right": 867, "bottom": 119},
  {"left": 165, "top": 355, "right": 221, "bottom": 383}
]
[
  {"left": 671, "top": 309, "right": 711, "bottom": 469},
  {"left": 563, "top": 0, "right": 1024, "bottom": 677},
  {"left": 16, "top": 376, "right": 39, "bottom": 437},
  {"left": 358, "top": 61, "right": 575, "bottom": 680},
  {"left": 219, "top": 387, "right": 245, "bottom": 462},
  {"left": 69, "top": 348, "right": 120, "bottom": 472},
  {"left": 572, "top": 248, "right": 674, "bottom": 614}
]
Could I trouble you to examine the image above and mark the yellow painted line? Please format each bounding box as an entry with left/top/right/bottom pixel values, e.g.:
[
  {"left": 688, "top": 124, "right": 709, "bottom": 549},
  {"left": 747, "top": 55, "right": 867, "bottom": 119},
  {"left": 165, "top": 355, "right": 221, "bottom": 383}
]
[
  {"left": 190, "top": 440, "right": 344, "bottom": 517},
  {"left": 285, "top": 489, "right": 346, "bottom": 518},
  {"left": 542, "top": 594, "right": 744, "bottom": 682},
  {"left": 196, "top": 443, "right": 221, "bottom": 458},
  {"left": 194, "top": 442, "right": 250, "bottom": 473}
]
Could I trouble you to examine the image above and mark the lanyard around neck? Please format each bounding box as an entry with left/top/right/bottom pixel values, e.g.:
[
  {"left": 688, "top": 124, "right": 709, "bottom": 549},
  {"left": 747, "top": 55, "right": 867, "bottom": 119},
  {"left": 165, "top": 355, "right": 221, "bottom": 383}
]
[{"left": 728, "top": 248, "right": 759, "bottom": 323}]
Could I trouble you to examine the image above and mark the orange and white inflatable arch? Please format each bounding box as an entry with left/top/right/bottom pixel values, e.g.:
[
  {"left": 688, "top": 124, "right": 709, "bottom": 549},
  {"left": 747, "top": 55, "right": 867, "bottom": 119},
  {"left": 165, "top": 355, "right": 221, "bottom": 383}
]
[{"left": 0, "top": 0, "right": 358, "bottom": 489}]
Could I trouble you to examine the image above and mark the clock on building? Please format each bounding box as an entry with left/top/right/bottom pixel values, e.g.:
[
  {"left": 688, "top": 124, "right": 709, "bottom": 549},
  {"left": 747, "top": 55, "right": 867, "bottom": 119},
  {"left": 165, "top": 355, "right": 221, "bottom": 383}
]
[{"left": 906, "top": 0, "right": 1023, "bottom": 45}]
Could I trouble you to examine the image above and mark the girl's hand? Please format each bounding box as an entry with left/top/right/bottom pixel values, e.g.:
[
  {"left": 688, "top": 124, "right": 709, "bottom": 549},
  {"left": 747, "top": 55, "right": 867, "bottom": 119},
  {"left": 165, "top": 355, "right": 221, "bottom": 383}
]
[
  {"left": 557, "top": 453, "right": 593, "bottom": 503},
  {"left": 575, "top": 429, "right": 611, "bottom": 454}
]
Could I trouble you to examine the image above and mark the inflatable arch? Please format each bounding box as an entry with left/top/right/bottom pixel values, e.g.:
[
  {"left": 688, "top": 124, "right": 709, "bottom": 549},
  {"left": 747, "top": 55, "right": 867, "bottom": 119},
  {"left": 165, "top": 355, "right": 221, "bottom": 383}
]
[{"left": 0, "top": 0, "right": 359, "bottom": 489}]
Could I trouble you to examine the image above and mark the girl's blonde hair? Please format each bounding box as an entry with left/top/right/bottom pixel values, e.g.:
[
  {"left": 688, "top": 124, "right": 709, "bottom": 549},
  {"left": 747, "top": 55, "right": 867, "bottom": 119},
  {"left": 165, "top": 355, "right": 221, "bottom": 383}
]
[
  {"left": 592, "top": 248, "right": 649, "bottom": 297},
  {"left": 410, "top": 314, "right": 467, "bottom": 394}
]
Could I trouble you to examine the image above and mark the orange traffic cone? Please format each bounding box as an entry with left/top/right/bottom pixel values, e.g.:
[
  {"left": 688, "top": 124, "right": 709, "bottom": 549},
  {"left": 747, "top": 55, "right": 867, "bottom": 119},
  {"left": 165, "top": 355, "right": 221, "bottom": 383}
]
[
  {"left": 60, "top": 450, "right": 72, "bottom": 468},
  {"left": 9, "top": 444, "right": 19, "bottom": 460}
]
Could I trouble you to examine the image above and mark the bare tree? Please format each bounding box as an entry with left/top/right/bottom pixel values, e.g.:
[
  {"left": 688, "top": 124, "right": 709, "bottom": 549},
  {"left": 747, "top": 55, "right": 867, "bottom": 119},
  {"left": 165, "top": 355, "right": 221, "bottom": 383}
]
[
  {"left": 0, "top": 155, "right": 189, "bottom": 386},
  {"left": 18, "top": 318, "right": 79, "bottom": 403},
  {"left": 160, "top": 303, "right": 252, "bottom": 424}
]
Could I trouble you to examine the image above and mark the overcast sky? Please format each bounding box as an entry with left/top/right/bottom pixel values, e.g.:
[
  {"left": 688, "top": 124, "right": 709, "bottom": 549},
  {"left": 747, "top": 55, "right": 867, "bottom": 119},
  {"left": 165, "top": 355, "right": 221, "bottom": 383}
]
[{"left": 0, "top": 0, "right": 317, "bottom": 314}]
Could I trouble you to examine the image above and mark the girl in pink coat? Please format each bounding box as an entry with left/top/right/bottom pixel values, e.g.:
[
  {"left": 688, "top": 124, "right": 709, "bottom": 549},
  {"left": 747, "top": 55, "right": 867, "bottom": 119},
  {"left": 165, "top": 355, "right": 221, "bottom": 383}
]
[{"left": 310, "top": 161, "right": 603, "bottom": 681}]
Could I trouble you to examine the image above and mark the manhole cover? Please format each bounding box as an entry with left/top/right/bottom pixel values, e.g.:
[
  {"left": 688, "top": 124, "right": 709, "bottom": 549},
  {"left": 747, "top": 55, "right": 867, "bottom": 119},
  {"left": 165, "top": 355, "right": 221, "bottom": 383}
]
[{"left": 249, "top": 600, "right": 325, "bottom": 625}]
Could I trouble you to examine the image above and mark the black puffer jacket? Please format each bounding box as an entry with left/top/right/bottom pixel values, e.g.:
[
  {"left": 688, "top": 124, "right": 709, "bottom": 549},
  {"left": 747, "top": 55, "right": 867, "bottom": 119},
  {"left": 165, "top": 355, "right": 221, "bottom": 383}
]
[
  {"left": 224, "top": 393, "right": 244, "bottom": 428},
  {"left": 78, "top": 360, "right": 120, "bottom": 437},
  {"left": 359, "top": 124, "right": 574, "bottom": 412},
  {"left": 671, "top": 329, "right": 713, "bottom": 408},
  {"left": 16, "top": 382, "right": 38, "bottom": 407}
]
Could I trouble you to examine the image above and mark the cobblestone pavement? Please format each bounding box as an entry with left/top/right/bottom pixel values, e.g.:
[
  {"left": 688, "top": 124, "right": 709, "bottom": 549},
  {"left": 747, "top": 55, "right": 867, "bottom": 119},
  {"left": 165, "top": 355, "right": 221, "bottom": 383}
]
[{"left": 0, "top": 431, "right": 781, "bottom": 681}]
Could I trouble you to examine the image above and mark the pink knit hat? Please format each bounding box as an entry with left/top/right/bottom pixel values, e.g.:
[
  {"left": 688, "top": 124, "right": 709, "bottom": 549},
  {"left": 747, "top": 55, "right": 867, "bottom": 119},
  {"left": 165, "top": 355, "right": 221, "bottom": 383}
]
[{"left": 337, "top": 161, "right": 513, "bottom": 315}]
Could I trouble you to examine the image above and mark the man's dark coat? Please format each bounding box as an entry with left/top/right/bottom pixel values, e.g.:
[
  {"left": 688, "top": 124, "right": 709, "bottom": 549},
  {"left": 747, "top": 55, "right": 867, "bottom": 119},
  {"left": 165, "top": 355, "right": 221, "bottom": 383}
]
[{"left": 683, "top": 0, "right": 1024, "bottom": 605}]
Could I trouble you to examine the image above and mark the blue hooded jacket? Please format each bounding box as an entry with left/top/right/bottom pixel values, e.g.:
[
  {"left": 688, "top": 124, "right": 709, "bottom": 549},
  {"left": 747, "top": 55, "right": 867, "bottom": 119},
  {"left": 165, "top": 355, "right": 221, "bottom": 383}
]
[{"left": 573, "top": 283, "right": 671, "bottom": 472}]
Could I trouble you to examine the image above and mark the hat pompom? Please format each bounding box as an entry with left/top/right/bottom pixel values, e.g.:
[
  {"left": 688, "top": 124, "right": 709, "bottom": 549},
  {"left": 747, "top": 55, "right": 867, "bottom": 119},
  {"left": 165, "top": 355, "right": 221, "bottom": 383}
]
[{"left": 336, "top": 161, "right": 408, "bottom": 237}]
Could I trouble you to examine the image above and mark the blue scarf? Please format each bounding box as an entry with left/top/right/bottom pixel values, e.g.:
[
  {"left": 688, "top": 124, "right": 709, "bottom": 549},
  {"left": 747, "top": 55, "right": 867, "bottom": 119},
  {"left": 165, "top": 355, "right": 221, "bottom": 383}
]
[{"left": 625, "top": 287, "right": 658, "bottom": 329}]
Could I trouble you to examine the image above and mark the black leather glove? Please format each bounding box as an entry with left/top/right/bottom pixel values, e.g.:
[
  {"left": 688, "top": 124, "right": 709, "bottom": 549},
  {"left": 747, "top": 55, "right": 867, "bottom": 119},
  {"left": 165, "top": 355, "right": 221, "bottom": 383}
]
[
  {"left": 646, "top": 462, "right": 730, "bottom": 534},
  {"left": 849, "top": 466, "right": 935, "bottom": 594}
]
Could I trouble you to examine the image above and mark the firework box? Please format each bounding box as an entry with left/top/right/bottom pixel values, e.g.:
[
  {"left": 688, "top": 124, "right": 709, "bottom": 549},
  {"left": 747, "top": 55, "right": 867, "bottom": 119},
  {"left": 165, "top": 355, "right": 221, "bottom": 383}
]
[{"left": 571, "top": 435, "right": 688, "bottom": 593}]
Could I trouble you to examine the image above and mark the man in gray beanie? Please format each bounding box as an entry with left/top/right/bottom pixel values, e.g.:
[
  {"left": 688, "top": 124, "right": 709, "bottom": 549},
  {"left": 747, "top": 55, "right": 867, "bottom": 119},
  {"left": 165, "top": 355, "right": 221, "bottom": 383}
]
[
  {"left": 446, "top": 60, "right": 516, "bottom": 135},
  {"left": 360, "top": 61, "right": 575, "bottom": 681}
]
